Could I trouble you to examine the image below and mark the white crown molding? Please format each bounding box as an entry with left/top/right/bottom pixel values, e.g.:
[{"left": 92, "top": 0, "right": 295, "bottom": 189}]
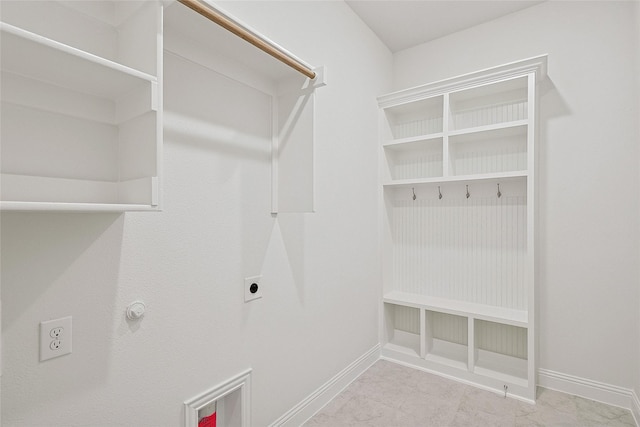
[{"left": 377, "top": 54, "right": 548, "bottom": 109}]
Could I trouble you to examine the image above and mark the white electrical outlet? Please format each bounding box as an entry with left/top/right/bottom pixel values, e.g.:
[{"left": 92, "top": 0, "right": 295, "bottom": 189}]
[
  {"left": 244, "top": 275, "right": 263, "bottom": 302},
  {"left": 40, "top": 316, "right": 72, "bottom": 361}
]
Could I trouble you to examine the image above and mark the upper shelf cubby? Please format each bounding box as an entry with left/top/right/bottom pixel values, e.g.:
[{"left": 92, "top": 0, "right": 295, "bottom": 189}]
[
  {"left": 0, "top": 0, "right": 159, "bottom": 76},
  {"left": 449, "top": 76, "right": 528, "bottom": 132},
  {"left": 383, "top": 96, "right": 443, "bottom": 140},
  {"left": 0, "top": 1, "right": 162, "bottom": 212}
]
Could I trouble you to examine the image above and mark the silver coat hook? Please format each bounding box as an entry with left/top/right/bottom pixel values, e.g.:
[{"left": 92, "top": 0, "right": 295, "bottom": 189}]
[
  {"left": 412, "top": 187, "right": 416, "bottom": 201},
  {"left": 497, "top": 183, "right": 502, "bottom": 198},
  {"left": 466, "top": 185, "right": 470, "bottom": 199},
  {"left": 438, "top": 186, "right": 443, "bottom": 200}
]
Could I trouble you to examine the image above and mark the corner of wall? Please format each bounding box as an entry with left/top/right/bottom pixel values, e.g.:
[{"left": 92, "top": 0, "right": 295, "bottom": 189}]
[
  {"left": 271, "top": 345, "right": 380, "bottom": 427},
  {"left": 635, "top": 1, "right": 640, "bottom": 421},
  {"left": 631, "top": 389, "right": 640, "bottom": 427}
]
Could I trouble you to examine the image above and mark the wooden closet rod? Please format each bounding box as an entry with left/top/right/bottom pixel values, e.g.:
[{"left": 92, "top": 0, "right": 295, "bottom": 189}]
[{"left": 178, "top": 0, "right": 317, "bottom": 80}]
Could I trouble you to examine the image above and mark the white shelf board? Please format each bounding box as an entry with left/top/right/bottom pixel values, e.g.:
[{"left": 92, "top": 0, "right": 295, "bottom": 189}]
[
  {"left": 0, "top": 174, "right": 159, "bottom": 211},
  {"left": 384, "top": 291, "right": 528, "bottom": 327},
  {"left": 383, "top": 133, "right": 444, "bottom": 150},
  {"left": 0, "top": 201, "right": 159, "bottom": 212},
  {"left": 449, "top": 120, "right": 528, "bottom": 140},
  {"left": 0, "top": 22, "right": 156, "bottom": 100},
  {"left": 383, "top": 170, "right": 527, "bottom": 189}
]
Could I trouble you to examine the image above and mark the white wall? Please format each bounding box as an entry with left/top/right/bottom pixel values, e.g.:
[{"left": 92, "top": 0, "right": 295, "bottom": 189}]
[
  {"left": 394, "top": 0, "right": 640, "bottom": 394},
  {"left": 0, "top": 2, "right": 391, "bottom": 426}
]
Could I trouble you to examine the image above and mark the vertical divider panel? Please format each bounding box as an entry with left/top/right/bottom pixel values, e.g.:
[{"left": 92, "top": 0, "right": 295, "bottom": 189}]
[
  {"left": 442, "top": 93, "right": 450, "bottom": 177},
  {"left": 424, "top": 310, "right": 433, "bottom": 356},
  {"left": 420, "top": 308, "right": 427, "bottom": 358},
  {"left": 468, "top": 316, "right": 475, "bottom": 372},
  {"left": 526, "top": 72, "right": 537, "bottom": 398}
]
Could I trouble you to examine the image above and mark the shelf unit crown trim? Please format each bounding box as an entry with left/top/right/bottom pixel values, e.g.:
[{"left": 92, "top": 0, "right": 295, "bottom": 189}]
[{"left": 378, "top": 54, "right": 547, "bottom": 109}]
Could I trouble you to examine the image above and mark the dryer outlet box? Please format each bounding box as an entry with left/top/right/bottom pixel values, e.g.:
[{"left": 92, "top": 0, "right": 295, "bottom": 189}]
[{"left": 244, "top": 276, "right": 262, "bottom": 302}]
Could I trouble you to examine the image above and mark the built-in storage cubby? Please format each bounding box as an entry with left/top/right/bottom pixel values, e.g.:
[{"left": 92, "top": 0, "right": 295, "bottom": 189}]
[
  {"left": 474, "top": 320, "right": 528, "bottom": 386},
  {"left": 0, "top": 1, "right": 162, "bottom": 211},
  {"left": 425, "top": 311, "right": 468, "bottom": 370},
  {"left": 383, "top": 137, "right": 443, "bottom": 180},
  {"left": 383, "top": 303, "right": 421, "bottom": 357},
  {"left": 448, "top": 125, "right": 527, "bottom": 176},
  {"left": 379, "top": 56, "right": 546, "bottom": 402},
  {"left": 449, "top": 76, "right": 528, "bottom": 131},
  {"left": 383, "top": 96, "right": 443, "bottom": 140}
]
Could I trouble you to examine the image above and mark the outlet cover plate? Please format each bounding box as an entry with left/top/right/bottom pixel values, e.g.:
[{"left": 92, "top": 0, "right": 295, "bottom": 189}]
[
  {"left": 40, "top": 316, "right": 72, "bottom": 361},
  {"left": 244, "top": 275, "right": 262, "bottom": 302}
]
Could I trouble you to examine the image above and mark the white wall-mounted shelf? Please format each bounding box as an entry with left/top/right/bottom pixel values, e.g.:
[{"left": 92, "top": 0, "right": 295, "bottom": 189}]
[
  {"left": 0, "top": 1, "right": 163, "bottom": 212},
  {"left": 383, "top": 170, "right": 527, "bottom": 189},
  {"left": 383, "top": 133, "right": 444, "bottom": 149},
  {"left": 448, "top": 120, "right": 528, "bottom": 139},
  {"left": 379, "top": 55, "right": 546, "bottom": 402},
  {"left": 384, "top": 291, "right": 528, "bottom": 327}
]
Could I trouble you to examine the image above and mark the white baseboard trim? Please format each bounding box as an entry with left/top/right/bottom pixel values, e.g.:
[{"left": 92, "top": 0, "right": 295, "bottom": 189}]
[
  {"left": 538, "top": 368, "right": 639, "bottom": 426},
  {"left": 271, "top": 344, "right": 381, "bottom": 427}
]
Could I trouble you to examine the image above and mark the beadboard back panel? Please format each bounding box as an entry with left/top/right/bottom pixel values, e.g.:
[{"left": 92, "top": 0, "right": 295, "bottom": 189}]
[
  {"left": 449, "top": 128, "right": 527, "bottom": 176},
  {"left": 387, "top": 145, "right": 443, "bottom": 180},
  {"left": 429, "top": 311, "right": 468, "bottom": 345},
  {"left": 392, "top": 304, "right": 421, "bottom": 334},
  {"left": 476, "top": 319, "right": 528, "bottom": 359},
  {"left": 390, "top": 185, "right": 527, "bottom": 311}
]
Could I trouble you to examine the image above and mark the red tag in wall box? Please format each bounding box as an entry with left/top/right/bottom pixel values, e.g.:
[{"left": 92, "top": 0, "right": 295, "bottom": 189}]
[{"left": 198, "top": 412, "right": 216, "bottom": 427}]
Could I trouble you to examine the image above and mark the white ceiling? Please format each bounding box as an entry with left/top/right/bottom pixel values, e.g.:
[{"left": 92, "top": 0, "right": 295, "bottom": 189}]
[{"left": 345, "top": 1, "right": 544, "bottom": 52}]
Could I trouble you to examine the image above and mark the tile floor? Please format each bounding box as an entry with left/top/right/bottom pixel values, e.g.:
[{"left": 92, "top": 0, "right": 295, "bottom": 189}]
[{"left": 303, "top": 360, "right": 637, "bottom": 427}]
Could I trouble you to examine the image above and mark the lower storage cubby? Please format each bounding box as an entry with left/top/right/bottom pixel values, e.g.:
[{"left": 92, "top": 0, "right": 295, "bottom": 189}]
[
  {"left": 425, "top": 311, "right": 468, "bottom": 370},
  {"left": 383, "top": 303, "right": 421, "bottom": 357},
  {"left": 473, "top": 319, "right": 528, "bottom": 386},
  {"left": 381, "top": 293, "right": 533, "bottom": 400}
]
